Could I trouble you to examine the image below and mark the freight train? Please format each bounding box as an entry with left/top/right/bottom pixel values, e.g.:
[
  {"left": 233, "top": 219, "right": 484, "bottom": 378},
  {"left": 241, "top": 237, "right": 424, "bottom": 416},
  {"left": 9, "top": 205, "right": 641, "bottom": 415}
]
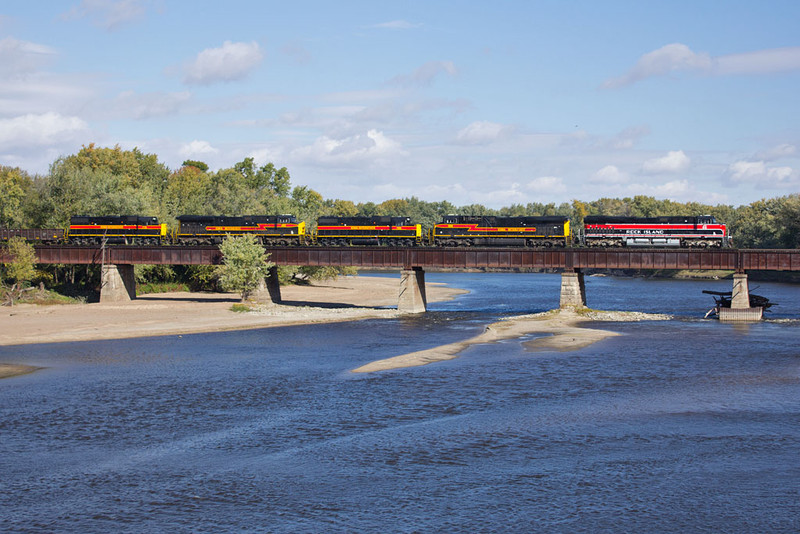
[{"left": 1, "top": 213, "right": 729, "bottom": 248}]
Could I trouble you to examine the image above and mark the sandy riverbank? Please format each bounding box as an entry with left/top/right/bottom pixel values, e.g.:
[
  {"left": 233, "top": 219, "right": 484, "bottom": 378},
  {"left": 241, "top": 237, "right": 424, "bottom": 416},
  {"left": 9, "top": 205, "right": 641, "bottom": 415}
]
[{"left": 352, "top": 309, "right": 671, "bottom": 373}]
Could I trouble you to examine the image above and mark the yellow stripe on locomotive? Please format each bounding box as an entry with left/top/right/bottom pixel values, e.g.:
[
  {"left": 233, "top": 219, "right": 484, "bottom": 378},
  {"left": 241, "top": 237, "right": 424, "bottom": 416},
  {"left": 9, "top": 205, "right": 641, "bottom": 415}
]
[{"left": 432, "top": 215, "right": 570, "bottom": 247}]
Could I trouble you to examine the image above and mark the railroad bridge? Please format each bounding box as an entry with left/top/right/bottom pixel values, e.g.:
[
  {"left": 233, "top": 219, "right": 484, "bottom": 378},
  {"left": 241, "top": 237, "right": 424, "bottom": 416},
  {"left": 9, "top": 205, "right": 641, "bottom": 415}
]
[{"left": 7, "top": 246, "right": 800, "bottom": 319}]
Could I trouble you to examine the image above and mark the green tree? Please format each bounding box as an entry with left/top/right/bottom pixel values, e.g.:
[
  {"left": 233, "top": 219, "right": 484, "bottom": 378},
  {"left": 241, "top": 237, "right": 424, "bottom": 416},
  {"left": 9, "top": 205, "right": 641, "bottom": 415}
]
[
  {"left": 729, "top": 198, "right": 782, "bottom": 248},
  {"left": 325, "top": 199, "right": 359, "bottom": 217},
  {"left": 260, "top": 162, "right": 292, "bottom": 197},
  {"left": 290, "top": 186, "right": 324, "bottom": 228},
  {"left": 39, "top": 165, "right": 155, "bottom": 227},
  {"left": 776, "top": 194, "right": 800, "bottom": 248},
  {"left": 357, "top": 201, "right": 378, "bottom": 217},
  {"left": 458, "top": 203, "right": 494, "bottom": 215},
  {"left": 2, "top": 237, "right": 36, "bottom": 286},
  {"left": 38, "top": 145, "right": 166, "bottom": 226},
  {"left": 215, "top": 234, "right": 274, "bottom": 301},
  {"left": 376, "top": 198, "right": 410, "bottom": 215},
  {"left": 133, "top": 148, "right": 171, "bottom": 199},
  {"left": 208, "top": 167, "right": 259, "bottom": 215},
  {"left": 182, "top": 160, "right": 209, "bottom": 172},
  {"left": 404, "top": 196, "right": 450, "bottom": 229},
  {"left": 0, "top": 166, "right": 33, "bottom": 227},
  {"left": 590, "top": 197, "right": 630, "bottom": 216},
  {"left": 163, "top": 165, "right": 213, "bottom": 220},
  {"left": 233, "top": 158, "right": 292, "bottom": 197},
  {"left": 70, "top": 143, "right": 143, "bottom": 185},
  {"left": 498, "top": 203, "right": 528, "bottom": 217},
  {"left": 571, "top": 199, "right": 589, "bottom": 223},
  {"left": 629, "top": 195, "right": 661, "bottom": 217}
]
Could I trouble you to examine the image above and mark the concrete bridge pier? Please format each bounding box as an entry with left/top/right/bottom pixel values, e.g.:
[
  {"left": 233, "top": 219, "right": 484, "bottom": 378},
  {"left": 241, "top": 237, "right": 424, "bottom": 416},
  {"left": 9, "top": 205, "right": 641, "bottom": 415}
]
[
  {"left": 720, "top": 272, "right": 763, "bottom": 321},
  {"left": 253, "top": 265, "right": 282, "bottom": 305},
  {"left": 559, "top": 269, "right": 587, "bottom": 309},
  {"left": 399, "top": 267, "right": 427, "bottom": 313},
  {"left": 100, "top": 264, "right": 136, "bottom": 302}
]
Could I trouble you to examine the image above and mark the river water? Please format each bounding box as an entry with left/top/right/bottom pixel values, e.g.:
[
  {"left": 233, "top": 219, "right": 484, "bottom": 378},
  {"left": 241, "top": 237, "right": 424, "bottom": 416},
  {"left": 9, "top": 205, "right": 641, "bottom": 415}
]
[{"left": 1, "top": 273, "right": 799, "bottom": 533}]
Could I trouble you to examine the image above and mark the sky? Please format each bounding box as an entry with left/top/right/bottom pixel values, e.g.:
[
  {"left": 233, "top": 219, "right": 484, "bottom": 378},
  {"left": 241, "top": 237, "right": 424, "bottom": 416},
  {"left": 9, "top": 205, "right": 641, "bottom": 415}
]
[{"left": 1, "top": 0, "right": 799, "bottom": 208}]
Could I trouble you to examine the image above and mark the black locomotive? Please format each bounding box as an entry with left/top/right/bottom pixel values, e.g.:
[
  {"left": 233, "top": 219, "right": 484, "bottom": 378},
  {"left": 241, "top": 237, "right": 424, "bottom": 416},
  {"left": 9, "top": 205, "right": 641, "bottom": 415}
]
[
  {"left": 175, "top": 215, "right": 305, "bottom": 246},
  {"left": 315, "top": 216, "right": 422, "bottom": 246},
  {"left": 432, "top": 215, "right": 570, "bottom": 247}
]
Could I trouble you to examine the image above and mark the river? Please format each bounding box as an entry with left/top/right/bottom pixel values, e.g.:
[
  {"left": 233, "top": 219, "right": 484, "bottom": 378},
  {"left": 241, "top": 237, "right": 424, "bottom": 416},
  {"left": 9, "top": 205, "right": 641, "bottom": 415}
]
[{"left": 1, "top": 273, "right": 799, "bottom": 532}]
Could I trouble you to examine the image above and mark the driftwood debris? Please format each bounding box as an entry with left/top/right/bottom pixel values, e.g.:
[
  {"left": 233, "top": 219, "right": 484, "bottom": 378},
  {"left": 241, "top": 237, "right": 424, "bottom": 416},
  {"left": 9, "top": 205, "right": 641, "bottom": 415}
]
[{"left": 702, "top": 289, "right": 775, "bottom": 318}]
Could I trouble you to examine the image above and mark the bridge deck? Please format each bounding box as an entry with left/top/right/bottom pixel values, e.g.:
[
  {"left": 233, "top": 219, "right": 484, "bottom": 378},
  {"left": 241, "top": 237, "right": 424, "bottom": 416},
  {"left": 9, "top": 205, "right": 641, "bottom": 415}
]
[{"left": 4, "top": 246, "right": 798, "bottom": 272}]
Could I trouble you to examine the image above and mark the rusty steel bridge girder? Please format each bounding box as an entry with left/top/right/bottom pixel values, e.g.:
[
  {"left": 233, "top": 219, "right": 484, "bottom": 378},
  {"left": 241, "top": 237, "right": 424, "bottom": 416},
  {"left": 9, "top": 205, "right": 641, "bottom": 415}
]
[
  {"left": 1, "top": 246, "right": 798, "bottom": 272},
  {"left": 26, "top": 246, "right": 224, "bottom": 266}
]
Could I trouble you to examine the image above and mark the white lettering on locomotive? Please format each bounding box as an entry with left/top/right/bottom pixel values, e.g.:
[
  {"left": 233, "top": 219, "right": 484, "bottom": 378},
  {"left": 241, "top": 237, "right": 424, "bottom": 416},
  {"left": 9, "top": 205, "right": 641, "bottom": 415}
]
[{"left": 626, "top": 229, "right": 664, "bottom": 235}]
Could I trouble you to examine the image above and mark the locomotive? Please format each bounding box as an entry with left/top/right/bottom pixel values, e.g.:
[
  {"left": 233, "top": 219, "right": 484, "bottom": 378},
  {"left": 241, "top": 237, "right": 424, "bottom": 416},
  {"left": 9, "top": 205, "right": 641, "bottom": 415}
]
[
  {"left": 432, "top": 215, "right": 570, "bottom": 247},
  {"left": 174, "top": 214, "right": 305, "bottom": 246},
  {"left": 315, "top": 216, "right": 422, "bottom": 246},
  {"left": 583, "top": 215, "right": 728, "bottom": 248},
  {"left": 2, "top": 213, "right": 729, "bottom": 248},
  {"left": 67, "top": 215, "right": 167, "bottom": 246}
]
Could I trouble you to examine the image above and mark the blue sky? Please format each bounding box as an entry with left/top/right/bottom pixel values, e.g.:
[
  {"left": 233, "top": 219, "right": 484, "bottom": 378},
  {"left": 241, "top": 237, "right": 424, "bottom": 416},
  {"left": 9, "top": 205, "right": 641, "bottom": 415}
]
[{"left": 1, "top": 1, "right": 799, "bottom": 208}]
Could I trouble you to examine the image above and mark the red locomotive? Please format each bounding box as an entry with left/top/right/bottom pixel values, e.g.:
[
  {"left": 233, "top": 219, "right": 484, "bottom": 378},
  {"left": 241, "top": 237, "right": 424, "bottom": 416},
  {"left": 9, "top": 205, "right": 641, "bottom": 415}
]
[{"left": 583, "top": 215, "right": 728, "bottom": 248}]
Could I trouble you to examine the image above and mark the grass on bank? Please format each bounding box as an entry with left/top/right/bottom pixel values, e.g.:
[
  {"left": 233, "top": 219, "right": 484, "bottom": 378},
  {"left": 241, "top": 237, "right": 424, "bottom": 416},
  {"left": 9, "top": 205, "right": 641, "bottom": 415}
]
[
  {"left": 136, "top": 282, "right": 190, "bottom": 295},
  {"left": 2, "top": 284, "right": 86, "bottom": 306}
]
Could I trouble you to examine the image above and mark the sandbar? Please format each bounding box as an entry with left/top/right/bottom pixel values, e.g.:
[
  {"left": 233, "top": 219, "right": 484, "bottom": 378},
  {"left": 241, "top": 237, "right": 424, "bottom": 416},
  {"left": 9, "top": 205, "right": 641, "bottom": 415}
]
[
  {"left": 352, "top": 309, "right": 671, "bottom": 373},
  {"left": 0, "top": 363, "right": 41, "bottom": 379}
]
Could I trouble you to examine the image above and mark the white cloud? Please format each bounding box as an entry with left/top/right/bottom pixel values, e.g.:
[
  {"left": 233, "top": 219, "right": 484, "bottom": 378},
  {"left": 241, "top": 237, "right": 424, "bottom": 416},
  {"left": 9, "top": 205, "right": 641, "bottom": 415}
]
[
  {"left": 604, "top": 43, "right": 800, "bottom": 88},
  {"left": 247, "top": 148, "right": 283, "bottom": 169},
  {"left": 62, "top": 0, "right": 150, "bottom": 30},
  {"left": 642, "top": 150, "right": 690, "bottom": 174},
  {"left": 756, "top": 143, "right": 797, "bottom": 161},
  {"left": 420, "top": 182, "right": 468, "bottom": 200},
  {"left": 291, "top": 129, "right": 405, "bottom": 166},
  {"left": 725, "top": 160, "right": 795, "bottom": 185},
  {"left": 619, "top": 179, "right": 694, "bottom": 200},
  {"left": 456, "top": 121, "right": 514, "bottom": 145},
  {"left": 650, "top": 179, "right": 690, "bottom": 196},
  {"left": 715, "top": 47, "right": 800, "bottom": 75},
  {"left": 110, "top": 90, "right": 192, "bottom": 119},
  {"left": 0, "top": 37, "right": 57, "bottom": 77},
  {"left": 0, "top": 112, "right": 88, "bottom": 147},
  {"left": 371, "top": 20, "right": 422, "bottom": 30},
  {"left": 526, "top": 176, "right": 567, "bottom": 193},
  {"left": 0, "top": 73, "right": 99, "bottom": 117},
  {"left": 183, "top": 41, "right": 263, "bottom": 85},
  {"left": 604, "top": 44, "right": 711, "bottom": 88},
  {"left": 0, "top": 38, "right": 97, "bottom": 116},
  {"left": 590, "top": 165, "right": 628, "bottom": 184},
  {"left": 478, "top": 184, "right": 527, "bottom": 205},
  {"left": 390, "top": 60, "right": 457, "bottom": 87},
  {"left": 609, "top": 125, "right": 650, "bottom": 149},
  {"left": 179, "top": 140, "right": 219, "bottom": 157}
]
